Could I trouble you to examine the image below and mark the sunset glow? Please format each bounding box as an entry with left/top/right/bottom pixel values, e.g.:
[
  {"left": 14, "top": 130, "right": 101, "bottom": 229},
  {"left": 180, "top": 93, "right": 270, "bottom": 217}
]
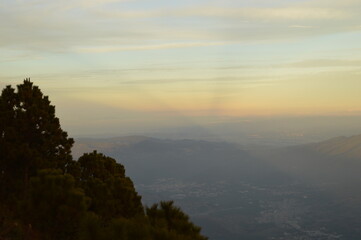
[{"left": 1, "top": 0, "right": 361, "bottom": 135}]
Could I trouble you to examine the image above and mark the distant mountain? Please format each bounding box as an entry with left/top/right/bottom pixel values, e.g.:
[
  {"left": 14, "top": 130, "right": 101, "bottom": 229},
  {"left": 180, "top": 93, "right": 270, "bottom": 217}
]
[
  {"left": 254, "top": 134, "right": 361, "bottom": 197},
  {"left": 73, "top": 134, "right": 361, "bottom": 188},
  {"left": 73, "top": 136, "right": 288, "bottom": 184},
  {"left": 311, "top": 134, "right": 361, "bottom": 159},
  {"left": 72, "top": 135, "right": 150, "bottom": 159}
]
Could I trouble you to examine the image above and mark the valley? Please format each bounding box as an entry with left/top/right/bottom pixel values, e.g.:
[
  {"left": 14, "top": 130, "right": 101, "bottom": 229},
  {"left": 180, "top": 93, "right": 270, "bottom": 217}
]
[{"left": 73, "top": 135, "right": 361, "bottom": 240}]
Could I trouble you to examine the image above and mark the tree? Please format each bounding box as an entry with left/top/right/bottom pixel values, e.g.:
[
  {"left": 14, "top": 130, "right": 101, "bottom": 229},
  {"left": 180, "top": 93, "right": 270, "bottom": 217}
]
[
  {"left": 0, "top": 80, "right": 208, "bottom": 240},
  {"left": 76, "top": 151, "right": 144, "bottom": 220},
  {"left": 0, "top": 79, "right": 74, "bottom": 198},
  {"left": 146, "top": 201, "right": 208, "bottom": 240},
  {"left": 23, "top": 169, "right": 89, "bottom": 240}
]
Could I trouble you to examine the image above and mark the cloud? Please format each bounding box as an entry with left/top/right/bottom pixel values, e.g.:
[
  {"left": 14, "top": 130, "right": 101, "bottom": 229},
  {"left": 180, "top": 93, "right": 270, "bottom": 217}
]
[
  {"left": 76, "top": 42, "right": 225, "bottom": 53},
  {"left": 279, "top": 59, "right": 361, "bottom": 68},
  {"left": 1, "top": 0, "right": 361, "bottom": 56},
  {"left": 15, "top": 0, "right": 134, "bottom": 10},
  {"left": 289, "top": 25, "right": 318, "bottom": 29},
  {"left": 175, "top": 7, "right": 349, "bottom": 21},
  {"left": 91, "top": 6, "right": 348, "bottom": 21}
]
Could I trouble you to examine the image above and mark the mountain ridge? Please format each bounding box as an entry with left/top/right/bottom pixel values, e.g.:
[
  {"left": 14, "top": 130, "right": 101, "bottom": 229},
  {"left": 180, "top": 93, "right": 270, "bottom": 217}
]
[{"left": 310, "top": 134, "right": 361, "bottom": 159}]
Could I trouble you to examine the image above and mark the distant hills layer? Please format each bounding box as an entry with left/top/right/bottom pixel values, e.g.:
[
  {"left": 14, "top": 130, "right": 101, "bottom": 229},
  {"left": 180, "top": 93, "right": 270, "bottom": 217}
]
[
  {"left": 72, "top": 135, "right": 150, "bottom": 159},
  {"left": 73, "top": 134, "right": 361, "bottom": 186},
  {"left": 254, "top": 134, "right": 361, "bottom": 194},
  {"left": 73, "top": 133, "right": 361, "bottom": 161},
  {"left": 310, "top": 134, "right": 361, "bottom": 159},
  {"left": 73, "top": 136, "right": 290, "bottom": 184}
]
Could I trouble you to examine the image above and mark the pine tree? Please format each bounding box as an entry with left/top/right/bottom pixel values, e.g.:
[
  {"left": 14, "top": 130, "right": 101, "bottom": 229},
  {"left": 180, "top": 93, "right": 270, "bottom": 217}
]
[
  {"left": 23, "top": 169, "right": 89, "bottom": 240},
  {"left": 0, "top": 80, "right": 208, "bottom": 240},
  {"left": 147, "top": 201, "right": 208, "bottom": 240},
  {"left": 0, "top": 79, "right": 74, "bottom": 199},
  {"left": 76, "top": 151, "right": 144, "bottom": 220}
]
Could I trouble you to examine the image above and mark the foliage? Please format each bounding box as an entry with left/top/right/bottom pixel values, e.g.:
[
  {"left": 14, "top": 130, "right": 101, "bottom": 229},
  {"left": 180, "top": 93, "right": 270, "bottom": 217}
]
[
  {"left": 147, "top": 201, "right": 208, "bottom": 240},
  {"left": 0, "top": 79, "right": 73, "bottom": 200},
  {"left": 23, "top": 169, "right": 89, "bottom": 240},
  {"left": 0, "top": 79, "right": 208, "bottom": 240},
  {"left": 76, "top": 151, "right": 144, "bottom": 220}
]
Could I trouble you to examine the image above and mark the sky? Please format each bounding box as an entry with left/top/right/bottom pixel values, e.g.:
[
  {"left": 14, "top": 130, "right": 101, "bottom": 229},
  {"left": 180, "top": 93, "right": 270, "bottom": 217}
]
[{"left": 1, "top": 0, "right": 361, "bottom": 138}]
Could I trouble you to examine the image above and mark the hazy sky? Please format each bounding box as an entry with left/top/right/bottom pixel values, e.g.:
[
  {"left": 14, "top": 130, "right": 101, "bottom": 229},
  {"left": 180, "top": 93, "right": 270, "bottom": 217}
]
[{"left": 1, "top": 0, "right": 361, "bottom": 137}]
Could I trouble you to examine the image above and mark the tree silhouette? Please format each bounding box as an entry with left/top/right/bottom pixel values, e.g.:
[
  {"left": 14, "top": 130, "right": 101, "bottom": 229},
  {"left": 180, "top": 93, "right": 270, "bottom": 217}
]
[
  {"left": 23, "top": 169, "right": 89, "bottom": 240},
  {"left": 0, "top": 79, "right": 74, "bottom": 199},
  {"left": 0, "top": 79, "right": 208, "bottom": 240},
  {"left": 76, "top": 151, "right": 144, "bottom": 220},
  {"left": 147, "top": 201, "right": 208, "bottom": 240}
]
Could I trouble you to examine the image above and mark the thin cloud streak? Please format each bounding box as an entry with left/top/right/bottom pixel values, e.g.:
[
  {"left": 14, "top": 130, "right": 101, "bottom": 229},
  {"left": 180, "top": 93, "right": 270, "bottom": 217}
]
[
  {"left": 76, "top": 42, "right": 226, "bottom": 53},
  {"left": 174, "top": 7, "right": 349, "bottom": 20},
  {"left": 289, "top": 25, "right": 318, "bottom": 29},
  {"left": 93, "top": 7, "right": 346, "bottom": 20},
  {"left": 277, "top": 59, "right": 361, "bottom": 68}
]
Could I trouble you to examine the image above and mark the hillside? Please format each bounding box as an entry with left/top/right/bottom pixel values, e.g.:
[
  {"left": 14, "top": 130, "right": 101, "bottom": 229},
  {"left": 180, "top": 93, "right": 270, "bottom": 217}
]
[
  {"left": 253, "top": 134, "right": 361, "bottom": 199},
  {"left": 311, "top": 134, "right": 361, "bottom": 159}
]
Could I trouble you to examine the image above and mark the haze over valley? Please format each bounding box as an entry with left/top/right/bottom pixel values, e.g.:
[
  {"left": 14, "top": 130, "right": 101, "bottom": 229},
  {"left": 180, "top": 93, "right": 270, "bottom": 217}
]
[{"left": 73, "top": 134, "right": 361, "bottom": 240}]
